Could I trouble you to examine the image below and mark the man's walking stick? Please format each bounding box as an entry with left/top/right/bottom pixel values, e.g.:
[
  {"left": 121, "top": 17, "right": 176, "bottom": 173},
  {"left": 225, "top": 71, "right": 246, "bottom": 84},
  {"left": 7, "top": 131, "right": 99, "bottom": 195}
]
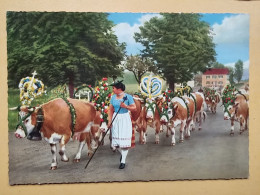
[{"left": 85, "top": 95, "right": 128, "bottom": 169}]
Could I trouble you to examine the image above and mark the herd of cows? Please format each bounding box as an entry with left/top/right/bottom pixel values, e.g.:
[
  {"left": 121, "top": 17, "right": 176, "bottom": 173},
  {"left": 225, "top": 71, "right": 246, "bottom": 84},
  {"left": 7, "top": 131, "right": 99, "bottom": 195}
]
[{"left": 10, "top": 84, "right": 249, "bottom": 170}]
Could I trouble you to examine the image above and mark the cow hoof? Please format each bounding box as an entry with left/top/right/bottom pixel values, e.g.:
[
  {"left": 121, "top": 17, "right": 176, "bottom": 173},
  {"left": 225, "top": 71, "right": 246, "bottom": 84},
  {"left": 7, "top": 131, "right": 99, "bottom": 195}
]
[
  {"left": 198, "top": 127, "right": 202, "bottom": 131},
  {"left": 179, "top": 140, "right": 184, "bottom": 143},
  {"left": 170, "top": 143, "right": 175, "bottom": 146},
  {"left": 50, "top": 166, "right": 57, "bottom": 170},
  {"left": 185, "top": 136, "right": 190, "bottom": 140},
  {"left": 88, "top": 152, "right": 93, "bottom": 157},
  {"left": 155, "top": 141, "right": 159, "bottom": 144},
  {"left": 230, "top": 132, "right": 234, "bottom": 136},
  {"left": 73, "top": 159, "right": 80, "bottom": 163},
  {"left": 61, "top": 158, "right": 69, "bottom": 162},
  {"left": 240, "top": 131, "right": 243, "bottom": 135},
  {"left": 166, "top": 134, "right": 169, "bottom": 137}
]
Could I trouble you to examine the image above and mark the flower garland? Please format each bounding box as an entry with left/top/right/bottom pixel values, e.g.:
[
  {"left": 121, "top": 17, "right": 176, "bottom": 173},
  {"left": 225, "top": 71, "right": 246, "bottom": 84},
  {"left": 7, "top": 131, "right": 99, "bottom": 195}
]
[
  {"left": 203, "top": 87, "right": 217, "bottom": 101},
  {"left": 222, "top": 85, "right": 237, "bottom": 106},
  {"left": 73, "top": 84, "right": 93, "bottom": 101},
  {"left": 162, "top": 90, "right": 175, "bottom": 109},
  {"left": 175, "top": 85, "right": 193, "bottom": 97},
  {"left": 62, "top": 97, "right": 76, "bottom": 136},
  {"left": 19, "top": 76, "right": 45, "bottom": 106},
  {"left": 92, "top": 78, "right": 112, "bottom": 123},
  {"left": 49, "top": 84, "right": 68, "bottom": 99}
]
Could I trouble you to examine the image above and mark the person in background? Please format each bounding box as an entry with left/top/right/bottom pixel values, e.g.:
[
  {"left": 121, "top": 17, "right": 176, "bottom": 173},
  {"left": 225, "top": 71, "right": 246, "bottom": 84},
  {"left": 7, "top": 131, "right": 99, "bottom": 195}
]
[{"left": 108, "top": 80, "right": 136, "bottom": 169}]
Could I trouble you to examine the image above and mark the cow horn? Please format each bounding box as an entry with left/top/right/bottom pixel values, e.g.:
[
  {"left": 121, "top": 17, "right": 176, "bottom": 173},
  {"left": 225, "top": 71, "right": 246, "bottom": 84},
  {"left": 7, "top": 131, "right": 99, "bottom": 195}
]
[
  {"left": 28, "top": 107, "right": 36, "bottom": 112},
  {"left": 9, "top": 106, "right": 18, "bottom": 111}
]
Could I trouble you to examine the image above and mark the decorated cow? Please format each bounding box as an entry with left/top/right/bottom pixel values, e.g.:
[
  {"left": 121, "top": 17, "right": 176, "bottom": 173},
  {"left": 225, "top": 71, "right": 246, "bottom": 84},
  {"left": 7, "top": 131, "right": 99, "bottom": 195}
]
[
  {"left": 222, "top": 85, "right": 249, "bottom": 135},
  {"left": 11, "top": 98, "right": 101, "bottom": 170},
  {"left": 160, "top": 95, "right": 195, "bottom": 145}
]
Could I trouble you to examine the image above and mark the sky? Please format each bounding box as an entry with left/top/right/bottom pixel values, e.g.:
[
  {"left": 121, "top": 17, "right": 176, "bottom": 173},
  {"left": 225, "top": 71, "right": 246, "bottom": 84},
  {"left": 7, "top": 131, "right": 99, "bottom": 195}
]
[{"left": 108, "top": 13, "right": 250, "bottom": 73}]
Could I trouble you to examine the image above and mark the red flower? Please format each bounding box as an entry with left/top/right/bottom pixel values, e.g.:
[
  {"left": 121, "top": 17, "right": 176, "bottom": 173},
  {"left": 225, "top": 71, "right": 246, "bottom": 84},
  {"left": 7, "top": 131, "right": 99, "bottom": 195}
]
[
  {"left": 94, "top": 103, "right": 97, "bottom": 106},
  {"left": 97, "top": 87, "right": 100, "bottom": 91},
  {"left": 103, "top": 83, "right": 107, "bottom": 87},
  {"left": 228, "top": 97, "right": 230, "bottom": 100},
  {"left": 102, "top": 78, "right": 108, "bottom": 81},
  {"left": 100, "top": 118, "right": 104, "bottom": 122},
  {"left": 108, "top": 93, "right": 111, "bottom": 97},
  {"left": 104, "top": 109, "right": 108, "bottom": 113},
  {"left": 168, "top": 99, "right": 170, "bottom": 102},
  {"left": 231, "top": 100, "right": 233, "bottom": 103},
  {"left": 88, "top": 85, "right": 92, "bottom": 88},
  {"left": 104, "top": 87, "right": 108, "bottom": 91},
  {"left": 168, "top": 90, "right": 171, "bottom": 93}
]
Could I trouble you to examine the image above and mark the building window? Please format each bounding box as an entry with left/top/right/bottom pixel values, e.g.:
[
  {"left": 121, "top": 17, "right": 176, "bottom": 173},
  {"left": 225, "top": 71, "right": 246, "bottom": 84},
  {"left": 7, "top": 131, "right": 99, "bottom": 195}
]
[
  {"left": 206, "top": 81, "right": 210, "bottom": 84},
  {"left": 206, "top": 76, "right": 210, "bottom": 79},
  {"left": 212, "top": 75, "right": 217, "bottom": 79},
  {"left": 218, "top": 75, "right": 223, "bottom": 78},
  {"left": 218, "top": 81, "right": 223, "bottom": 84}
]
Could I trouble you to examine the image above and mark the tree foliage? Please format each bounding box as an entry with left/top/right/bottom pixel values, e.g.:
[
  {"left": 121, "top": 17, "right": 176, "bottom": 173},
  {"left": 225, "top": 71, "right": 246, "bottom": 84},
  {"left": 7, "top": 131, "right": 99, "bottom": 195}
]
[
  {"left": 7, "top": 12, "right": 125, "bottom": 97},
  {"left": 234, "top": 59, "right": 243, "bottom": 83},
  {"left": 123, "top": 55, "right": 158, "bottom": 84},
  {"left": 227, "top": 66, "right": 235, "bottom": 85},
  {"left": 134, "top": 13, "right": 216, "bottom": 90},
  {"left": 212, "top": 62, "right": 225, "bottom": 68}
]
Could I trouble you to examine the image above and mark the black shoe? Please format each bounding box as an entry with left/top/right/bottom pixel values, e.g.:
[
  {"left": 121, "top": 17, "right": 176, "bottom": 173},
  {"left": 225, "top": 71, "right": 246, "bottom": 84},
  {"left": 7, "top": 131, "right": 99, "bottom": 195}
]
[{"left": 119, "top": 163, "right": 125, "bottom": 169}]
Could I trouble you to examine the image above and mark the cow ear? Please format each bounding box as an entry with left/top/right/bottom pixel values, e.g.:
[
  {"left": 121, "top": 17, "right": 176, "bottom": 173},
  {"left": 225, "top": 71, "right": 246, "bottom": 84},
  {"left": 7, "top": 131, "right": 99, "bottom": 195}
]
[{"left": 173, "top": 104, "right": 178, "bottom": 110}]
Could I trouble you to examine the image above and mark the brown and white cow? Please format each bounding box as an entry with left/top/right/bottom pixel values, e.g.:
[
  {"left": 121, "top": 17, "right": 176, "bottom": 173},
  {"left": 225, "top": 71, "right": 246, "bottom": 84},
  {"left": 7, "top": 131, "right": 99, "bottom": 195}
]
[
  {"left": 223, "top": 94, "right": 249, "bottom": 135},
  {"left": 161, "top": 96, "right": 195, "bottom": 145},
  {"left": 135, "top": 97, "right": 162, "bottom": 144},
  {"left": 209, "top": 92, "right": 221, "bottom": 113},
  {"left": 13, "top": 98, "right": 101, "bottom": 170},
  {"left": 190, "top": 92, "right": 207, "bottom": 130}
]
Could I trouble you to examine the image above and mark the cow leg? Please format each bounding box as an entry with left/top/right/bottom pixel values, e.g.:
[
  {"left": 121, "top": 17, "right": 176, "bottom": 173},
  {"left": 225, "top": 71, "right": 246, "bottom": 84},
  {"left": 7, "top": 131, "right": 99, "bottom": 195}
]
[
  {"left": 198, "top": 111, "right": 202, "bottom": 130},
  {"left": 166, "top": 125, "right": 170, "bottom": 137},
  {"left": 170, "top": 127, "right": 176, "bottom": 146},
  {"left": 59, "top": 144, "right": 69, "bottom": 162},
  {"left": 179, "top": 122, "right": 185, "bottom": 143},
  {"left": 230, "top": 119, "right": 235, "bottom": 136},
  {"left": 50, "top": 144, "right": 58, "bottom": 170},
  {"left": 185, "top": 121, "right": 192, "bottom": 139},
  {"left": 155, "top": 122, "right": 160, "bottom": 144},
  {"left": 160, "top": 125, "right": 163, "bottom": 133},
  {"left": 74, "top": 141, "right": 86, "bottom": 162},
  {"left": 239, "top": 117, "right": 245, "bottom": 134},
  {"left": 59, "top": 135, "right": 70, "bottom": 162}
]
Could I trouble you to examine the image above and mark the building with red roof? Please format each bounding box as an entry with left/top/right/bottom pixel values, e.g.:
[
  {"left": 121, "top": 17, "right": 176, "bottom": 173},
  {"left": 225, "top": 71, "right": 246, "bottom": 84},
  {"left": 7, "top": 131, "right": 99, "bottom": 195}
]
[{"left": 202, "top": 68, "right": 229, "bottom": 89}]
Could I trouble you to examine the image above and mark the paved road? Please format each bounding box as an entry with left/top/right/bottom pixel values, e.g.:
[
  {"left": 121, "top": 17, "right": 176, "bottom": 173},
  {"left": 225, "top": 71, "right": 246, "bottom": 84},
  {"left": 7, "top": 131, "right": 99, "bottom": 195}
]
[{"left": 9, "top": 104, "right": 248, "bottom": 185}]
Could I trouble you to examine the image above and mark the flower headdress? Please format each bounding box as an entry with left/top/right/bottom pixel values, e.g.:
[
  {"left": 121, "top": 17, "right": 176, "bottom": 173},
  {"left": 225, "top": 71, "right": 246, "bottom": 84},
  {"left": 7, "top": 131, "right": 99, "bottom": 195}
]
[{"left": 92, "top": 77, "right": 112, "bottom": 123}]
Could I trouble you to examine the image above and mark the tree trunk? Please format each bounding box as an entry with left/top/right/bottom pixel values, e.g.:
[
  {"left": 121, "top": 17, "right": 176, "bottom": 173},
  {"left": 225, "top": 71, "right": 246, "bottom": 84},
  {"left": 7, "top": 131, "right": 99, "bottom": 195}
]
[
  {"left": 69, "top": 76, "right": 74, "bottom": 98},
  {"left": 169, "top": 81, "right": 175, "bottom": 91}
]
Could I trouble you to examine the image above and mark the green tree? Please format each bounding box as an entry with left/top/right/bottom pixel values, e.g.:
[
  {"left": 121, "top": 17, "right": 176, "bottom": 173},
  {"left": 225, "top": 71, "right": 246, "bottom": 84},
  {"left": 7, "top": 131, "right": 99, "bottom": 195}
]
[
  {"left": 234, "top": 59, "right": 243, "bottom": 83},
  {"left": 123, "top": 55, "right": 158, "bottom": 84},
  {"left": 134, "top": 13, "right": 216, "bottom": 90},
  {"left": 227, "top": 66, "right": 235, "bottom": 85},
  {"left": 7, "top": 12, "right": 125, "bottom": 97},
  {"left": 212, "top": 62, "right": 225, "bottom": 68}
]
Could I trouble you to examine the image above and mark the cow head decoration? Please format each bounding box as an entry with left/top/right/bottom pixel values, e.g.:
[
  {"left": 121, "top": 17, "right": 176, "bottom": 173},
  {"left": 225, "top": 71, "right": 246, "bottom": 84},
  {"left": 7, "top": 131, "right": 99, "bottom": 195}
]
[
  {"left": 223, "top": 102, "right": 239, "bottom": 120},
  {"left": 10, "top": 106, "right": 40, "bottom": 139},
  {"left": 160, "top": 102, "right": 175, "bottom": 124},
  {"left": 145, "top": 98, "right": 156, "bottom": 122}
]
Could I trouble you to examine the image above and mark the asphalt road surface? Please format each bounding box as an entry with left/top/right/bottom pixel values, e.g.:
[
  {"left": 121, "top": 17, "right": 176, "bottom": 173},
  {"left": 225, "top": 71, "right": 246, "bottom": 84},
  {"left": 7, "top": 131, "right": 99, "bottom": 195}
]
[{"left": 9, "top": 104, "right": 248, "bottom": 185}]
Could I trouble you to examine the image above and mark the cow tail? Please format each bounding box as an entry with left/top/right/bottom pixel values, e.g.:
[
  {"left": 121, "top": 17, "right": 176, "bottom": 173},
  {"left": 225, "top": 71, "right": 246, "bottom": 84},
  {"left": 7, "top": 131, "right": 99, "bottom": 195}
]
[{"left": 203, "top": 111, "right": 207, "bottom": 122}]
